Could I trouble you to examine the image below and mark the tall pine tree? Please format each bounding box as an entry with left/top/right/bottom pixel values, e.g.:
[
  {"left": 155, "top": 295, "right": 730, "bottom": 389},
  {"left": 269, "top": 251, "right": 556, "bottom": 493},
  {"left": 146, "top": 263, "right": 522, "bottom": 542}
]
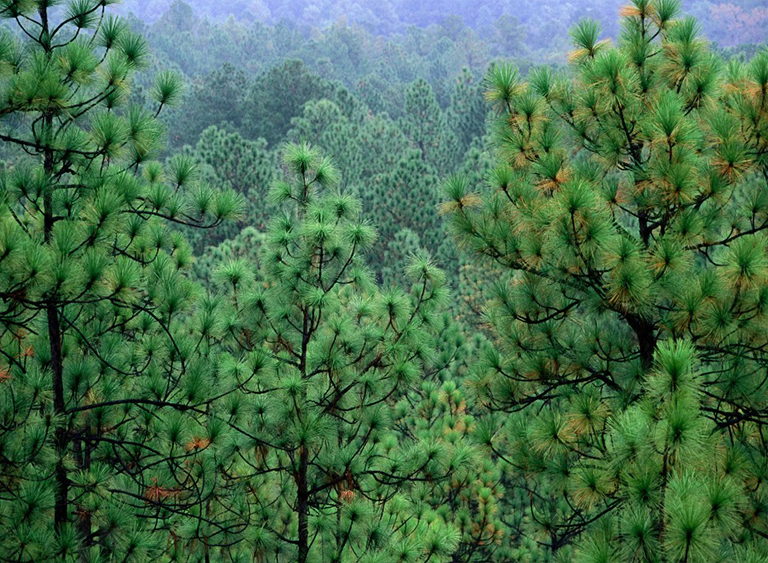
[
  {"left": 446, "top": 1, "right": 768, "bottom": 560},
  {"left": 206, "top": 142, "right": 465, "bottom": 563},
  {"left": 0, "top": 1, "right": 240, "bottom": 561}
]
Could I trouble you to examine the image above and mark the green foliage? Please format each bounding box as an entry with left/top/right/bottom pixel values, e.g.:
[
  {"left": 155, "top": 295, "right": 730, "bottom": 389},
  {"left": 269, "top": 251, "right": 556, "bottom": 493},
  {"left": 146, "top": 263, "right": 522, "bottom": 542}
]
[
  {"left": 183, "top": 125, "right": 277, "bottom": 252},
  {"left": 569, "top": 341, "right": 744, "bottom": 563},
  {"left": 391, "top": 311, "right": 508, "bottom": 561},
  {"left": 0, "top": 2, "right": 241, "bottom": 562},
  {"left": 364, "top": 150, "right": 450, "bottom": 279},
  {"left": 285, "top": 92, "right": 474, "bottom": 287},
  {"left": 5, "top": 2, "right": 764, "bottom": 563},
  {"left": 447, "top": 1, "right": 768, "bottom": 559},
  {"left": 447, "top": 69, "right": 490, "bottom": 156},
  {"left": 401, "top": 78, "right": 460, "bottom": 169},
  {"left": 191, "top": 226, "right": 265, "bottom": 285},
  {"left": 243, "top": 59, "right": 341, "bottom": 146},
  {"left": 287, "top": 97, "right": 409, "bottom": 189},
  {"left": 201, "top": 143, "right": 478, "bottom": 563},
  {"left": 164, "top": 63, "right": 251, "bottom": 146},
  {"left": 380, "top": 229, "right": 426, "bottom": 288}
]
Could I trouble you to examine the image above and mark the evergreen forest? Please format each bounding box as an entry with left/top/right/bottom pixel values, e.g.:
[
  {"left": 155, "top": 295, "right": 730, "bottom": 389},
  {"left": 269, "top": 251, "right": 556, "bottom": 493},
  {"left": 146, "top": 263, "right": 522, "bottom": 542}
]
[{"left": 0, "top": 0, "right": 767, "bottom": 562}]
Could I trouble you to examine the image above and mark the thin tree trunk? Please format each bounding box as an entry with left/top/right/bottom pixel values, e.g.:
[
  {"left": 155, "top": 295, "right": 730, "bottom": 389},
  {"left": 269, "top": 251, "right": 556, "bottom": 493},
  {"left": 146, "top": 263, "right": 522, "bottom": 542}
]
[
  {"left": 44, "top": 116, "right": 68, "bottom": 536},
  {"left": 297, "top": 301, "right": 311, "bottom": 563},
  {"left": 48, "top": 303, "right": 68, "bottom": 530},
  {"left": 40, "top": 1, "right": 69, "bottom": 533},
  {"left": 297, "top": 446, "right": 309, "bottom": 563}
]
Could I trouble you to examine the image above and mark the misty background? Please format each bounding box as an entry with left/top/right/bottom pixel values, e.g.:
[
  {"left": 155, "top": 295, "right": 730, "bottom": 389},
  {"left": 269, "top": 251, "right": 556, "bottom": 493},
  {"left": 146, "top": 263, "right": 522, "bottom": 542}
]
[
  {"left": 99, "top": 0, "right": 766, "bottom": 272},
  {"left": 116, "top": 0, "right": 766, "bottom": 136},
  {"left": 118, "top": 0, "right": 765, "bottom": 47}
]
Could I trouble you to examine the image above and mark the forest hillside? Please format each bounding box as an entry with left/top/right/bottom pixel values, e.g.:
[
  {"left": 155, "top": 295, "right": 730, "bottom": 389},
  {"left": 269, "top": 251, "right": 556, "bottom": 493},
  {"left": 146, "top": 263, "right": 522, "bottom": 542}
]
[{"left": 0, "top": 1, "right": 767, "bottom": 562}]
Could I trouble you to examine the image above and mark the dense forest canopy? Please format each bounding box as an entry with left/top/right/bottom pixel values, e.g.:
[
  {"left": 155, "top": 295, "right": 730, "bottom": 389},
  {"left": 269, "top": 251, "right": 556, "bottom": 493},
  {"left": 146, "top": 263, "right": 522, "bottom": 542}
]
[{"left": 0, "top": 0, "right": 766, "bottom": 562}]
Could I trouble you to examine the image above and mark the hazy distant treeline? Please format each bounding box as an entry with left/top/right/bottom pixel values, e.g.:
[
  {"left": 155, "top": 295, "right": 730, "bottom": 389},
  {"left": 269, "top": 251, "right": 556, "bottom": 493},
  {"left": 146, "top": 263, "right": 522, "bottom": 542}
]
[{"left": 118, "top": 0, "right": 766, "bottom": 48}]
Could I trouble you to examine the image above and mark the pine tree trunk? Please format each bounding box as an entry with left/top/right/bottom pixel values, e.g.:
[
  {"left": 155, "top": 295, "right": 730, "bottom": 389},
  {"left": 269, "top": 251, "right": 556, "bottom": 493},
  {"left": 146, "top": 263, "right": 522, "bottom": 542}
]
[
  {"left": 297, "top": 446, "right": 309, "bottom": 563},
  {"left": 46, "top": 200, "right": 69, "bottom": 534},
  {"left": 336, "top": 426, "right": 343, "bottom": 563},
  {"left": 73, "top": 432, "right": 93, "bottom": 561},
  {"left": 297, "top": 303, "right": 311, "bottom": 563},
  {"left": 44, "top": 118, "right": 69, "bottom": 535},
  {"left": 46, "top": 198, "right": 70, "bottom": 537},
  {"left": 625, "top": 313, "right": 657, "bottom": 370},
  {"left": 48, "top": 303, "right": 68, "bottom": 530},
  {"left": 39, "top": 2, "right": 70, "bottom": 537}
]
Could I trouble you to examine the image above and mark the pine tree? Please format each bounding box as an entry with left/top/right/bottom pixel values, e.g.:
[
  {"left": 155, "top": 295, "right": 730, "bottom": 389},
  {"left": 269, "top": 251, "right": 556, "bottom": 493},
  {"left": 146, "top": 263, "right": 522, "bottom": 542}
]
[
  {"left": 191, "top": 226, "right": 265, "bottom": 286},
  {"left": 366, "top": 150, "right": 449, "bottom": 277},
  {"left": 243, "top": 60, "right": 336, "bottom": 145},
  {"left": 392, "top": 311, "right": 509, "bottom": 563},
  {"left": 0, "top": 2, "right": 240, "bottom": 561},
  {"left": 184, "top": 125, "right": 277, "bottom": 252},
  {"left": 166, "top": 63, "right": 250, "bottom": 147},
  {"left": 380, "top": 229, "right": 426, "bottom": 288},
  {"left": 445, "top": 1, "right": 768, "bottom": 559},
  {"left": 287, "top": 96, "right": 411, "bottom": 190},
  {"left": 574, "top": 341, "right": 747, "bottom": 563},
  {"left": 401, "top": 78, "right": 459, "bottom": 170},
  {"left": 446, "top": 68, "right": 488, "bottom": 158},
  {"left": 207, "top": 142, "right": 464, "bottom": 563},
  {"left": 286, "top": 98, "right": 364, "bottom": 186}
]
